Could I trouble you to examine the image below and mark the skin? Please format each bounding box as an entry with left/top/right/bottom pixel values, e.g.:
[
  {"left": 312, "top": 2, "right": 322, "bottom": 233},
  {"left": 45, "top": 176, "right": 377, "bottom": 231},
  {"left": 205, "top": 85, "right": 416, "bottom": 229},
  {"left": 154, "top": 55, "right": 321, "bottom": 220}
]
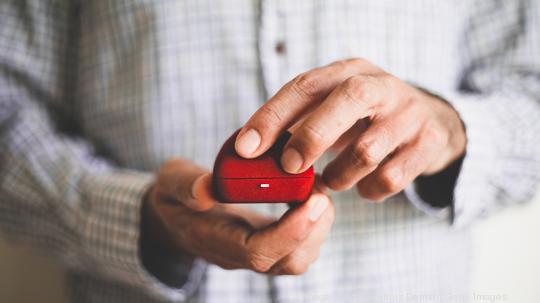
[
  {"left": 141, "top": 159, "right": 335, "bottom": 281},
  {"left": 235, "top": 58, "right": 467, "bottom": 201},
  {"left": 141, "top": 58, "right": 466, "bottom": 280}
]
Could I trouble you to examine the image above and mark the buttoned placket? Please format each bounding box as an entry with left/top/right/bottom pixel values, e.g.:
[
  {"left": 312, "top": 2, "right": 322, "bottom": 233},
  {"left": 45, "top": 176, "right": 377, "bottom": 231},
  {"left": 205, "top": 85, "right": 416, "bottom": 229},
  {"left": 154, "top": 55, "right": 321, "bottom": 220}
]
[
  {"left": 257, "top": 0, "right": 288, "bottom": 99},
  {"left": 257, "top": 1, "right": 290, "bottom": 301}
]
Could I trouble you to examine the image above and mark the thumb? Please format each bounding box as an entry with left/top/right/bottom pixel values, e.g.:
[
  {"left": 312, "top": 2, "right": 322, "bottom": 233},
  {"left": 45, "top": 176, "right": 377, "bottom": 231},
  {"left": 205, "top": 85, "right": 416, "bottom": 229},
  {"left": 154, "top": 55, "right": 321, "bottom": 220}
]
[
  {"left": 185, "top": 173, "right": 216, "bottom": 211},
  {"left": 247, "top": 193, "right": 331, "bottom": 260},
  {"left": 159, "top": 159, "right": 217, "bottom": 211}
]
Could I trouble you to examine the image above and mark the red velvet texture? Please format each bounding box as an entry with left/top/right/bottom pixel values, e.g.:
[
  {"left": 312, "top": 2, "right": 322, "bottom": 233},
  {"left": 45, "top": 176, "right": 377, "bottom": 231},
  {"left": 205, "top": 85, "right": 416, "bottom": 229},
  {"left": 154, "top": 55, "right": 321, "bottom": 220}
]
[{"left": 212, "top": 130, "right": 314, "bottom": 203}]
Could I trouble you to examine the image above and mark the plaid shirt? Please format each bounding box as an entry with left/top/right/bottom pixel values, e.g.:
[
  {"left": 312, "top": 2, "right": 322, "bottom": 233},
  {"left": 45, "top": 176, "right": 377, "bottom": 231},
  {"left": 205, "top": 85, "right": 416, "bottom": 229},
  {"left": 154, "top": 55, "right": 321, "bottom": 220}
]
[{"left": 1, "top": 1, "right": 539, "bottom": 302}]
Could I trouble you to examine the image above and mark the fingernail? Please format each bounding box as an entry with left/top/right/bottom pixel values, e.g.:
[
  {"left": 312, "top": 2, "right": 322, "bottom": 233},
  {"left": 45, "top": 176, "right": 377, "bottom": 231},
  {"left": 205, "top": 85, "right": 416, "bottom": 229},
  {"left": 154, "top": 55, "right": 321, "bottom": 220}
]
[
  {"left": 386, "top": 167, "right": 402, "bottom": 184},
  {"left": 308, "top": 196, "right": 328, "bottom": 222},
  {"left": 188, "top": 174, "right": 214, "bottom": 211},
  {"left": 236, "top": 128, "right": 261, "bottom": 157},
  {"left": 188, "top": 175, "right": 205, "bottom": 206},
  {"left": 281, "top": 147, "right": 303, "bottom": 173}
]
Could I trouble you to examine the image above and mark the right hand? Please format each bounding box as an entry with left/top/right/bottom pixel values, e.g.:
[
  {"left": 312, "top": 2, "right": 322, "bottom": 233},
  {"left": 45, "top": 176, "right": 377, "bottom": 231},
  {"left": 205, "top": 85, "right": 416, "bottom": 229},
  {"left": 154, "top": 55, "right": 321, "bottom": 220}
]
[{"left": 140, "top": 159, "right": 335, "bottom": 281}]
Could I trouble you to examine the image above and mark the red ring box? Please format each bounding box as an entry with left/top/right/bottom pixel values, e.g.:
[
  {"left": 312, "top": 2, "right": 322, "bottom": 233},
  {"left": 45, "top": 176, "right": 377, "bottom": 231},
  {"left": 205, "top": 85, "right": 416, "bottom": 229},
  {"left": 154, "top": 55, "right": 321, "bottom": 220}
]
[{"left": 212, "top": 130, "right": 314, "bottom": 203}]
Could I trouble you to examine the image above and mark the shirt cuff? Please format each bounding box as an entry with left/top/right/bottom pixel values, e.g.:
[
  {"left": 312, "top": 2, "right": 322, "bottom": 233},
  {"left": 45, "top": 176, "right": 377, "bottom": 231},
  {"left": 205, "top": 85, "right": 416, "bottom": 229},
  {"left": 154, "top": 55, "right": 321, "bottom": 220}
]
[
  {"left": 404, "top": 184, "right": 452, "bottom": 220},
  {"left": 404, "top": 89, "right": 501, "bottom": 227},
  {"left": 443, "top": 93, "right": 501, "bottom": 227},
  {"left": 81, "top": 170, "right": 207, "bottom": 302}
]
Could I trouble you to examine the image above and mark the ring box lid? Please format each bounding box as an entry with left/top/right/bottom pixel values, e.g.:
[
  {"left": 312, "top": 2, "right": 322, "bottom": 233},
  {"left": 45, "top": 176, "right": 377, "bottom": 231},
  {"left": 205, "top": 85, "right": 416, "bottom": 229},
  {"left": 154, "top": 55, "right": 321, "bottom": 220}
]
[{"left": 213, "top": 130, "right": 314, "bottom": 179}]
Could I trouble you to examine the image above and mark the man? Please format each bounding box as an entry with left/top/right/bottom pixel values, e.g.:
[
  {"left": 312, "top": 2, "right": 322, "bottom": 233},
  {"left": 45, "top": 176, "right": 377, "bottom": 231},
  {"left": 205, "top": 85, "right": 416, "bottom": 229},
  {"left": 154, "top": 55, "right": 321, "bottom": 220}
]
[{"left": 0, "top": 0, "right": 538, "bottom": 302}]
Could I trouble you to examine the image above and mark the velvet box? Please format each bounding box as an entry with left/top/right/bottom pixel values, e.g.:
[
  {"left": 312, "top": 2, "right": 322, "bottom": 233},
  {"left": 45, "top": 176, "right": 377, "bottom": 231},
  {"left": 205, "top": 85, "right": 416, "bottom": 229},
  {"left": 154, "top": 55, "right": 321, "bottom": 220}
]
[{"left": 212, "top": 130, "right": 314, "bottom": 203}]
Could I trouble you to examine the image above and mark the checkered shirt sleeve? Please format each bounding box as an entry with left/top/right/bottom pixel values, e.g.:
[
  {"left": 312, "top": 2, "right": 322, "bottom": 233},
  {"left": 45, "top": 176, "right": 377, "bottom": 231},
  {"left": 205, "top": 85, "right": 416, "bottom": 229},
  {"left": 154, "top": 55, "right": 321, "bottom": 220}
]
[
  {"left": 405, "top": 0, "right": 540, "bottom": 226},
  {"left": 0, "top": 0, "right": 539, "bottom": 302},
  {"left": 0, "top": 1, "right": 201, "bottom": 301}
]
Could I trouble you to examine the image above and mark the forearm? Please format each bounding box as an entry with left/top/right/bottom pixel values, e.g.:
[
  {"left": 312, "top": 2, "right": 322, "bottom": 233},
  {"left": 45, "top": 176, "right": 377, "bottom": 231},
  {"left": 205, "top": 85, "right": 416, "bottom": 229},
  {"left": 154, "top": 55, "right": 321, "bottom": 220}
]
[
  {"left": 0, "top": 0, "right": 204, "bottom": 295},
  {"left": 139, "top": 186, "right": 200, "bottom": 289},
  {"left": 0, "top": 99, "right": 209, "bottom": 301}
]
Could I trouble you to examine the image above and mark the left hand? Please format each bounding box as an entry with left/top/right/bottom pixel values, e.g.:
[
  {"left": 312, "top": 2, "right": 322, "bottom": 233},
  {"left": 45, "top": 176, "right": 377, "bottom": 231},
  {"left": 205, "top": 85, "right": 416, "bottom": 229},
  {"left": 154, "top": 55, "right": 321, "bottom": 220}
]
[
  {"left": 235, "top": 58, "right": 467, "bottom": 201},
  {"left": 141, "top": 159, "right": 335, "bottom": 280}
]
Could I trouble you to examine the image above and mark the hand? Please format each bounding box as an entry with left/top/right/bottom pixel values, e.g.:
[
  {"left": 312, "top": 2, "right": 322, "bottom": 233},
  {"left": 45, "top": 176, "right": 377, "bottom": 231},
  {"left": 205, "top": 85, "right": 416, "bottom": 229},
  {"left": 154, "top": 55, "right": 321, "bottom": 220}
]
[
  {"left": 235, "top": 58, "right": 466, "bottom": 201},
  {"left": 140, "top": 159, "right": 334, "bottom": 284}
]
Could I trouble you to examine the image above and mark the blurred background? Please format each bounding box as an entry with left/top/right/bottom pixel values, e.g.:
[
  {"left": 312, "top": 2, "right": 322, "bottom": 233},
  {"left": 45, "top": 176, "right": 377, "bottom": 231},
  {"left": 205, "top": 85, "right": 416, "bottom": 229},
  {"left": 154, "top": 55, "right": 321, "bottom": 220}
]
[{"left": 1, "top": 190, "right": 539, "bottom": 302}]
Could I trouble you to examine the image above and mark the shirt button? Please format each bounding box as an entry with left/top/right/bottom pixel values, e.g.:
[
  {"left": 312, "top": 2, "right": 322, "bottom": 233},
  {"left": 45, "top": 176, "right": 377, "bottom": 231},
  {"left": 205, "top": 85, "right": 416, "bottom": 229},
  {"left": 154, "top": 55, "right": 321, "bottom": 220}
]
[{"left": 275, "top": 41, "right": 286, "bottom": 55}]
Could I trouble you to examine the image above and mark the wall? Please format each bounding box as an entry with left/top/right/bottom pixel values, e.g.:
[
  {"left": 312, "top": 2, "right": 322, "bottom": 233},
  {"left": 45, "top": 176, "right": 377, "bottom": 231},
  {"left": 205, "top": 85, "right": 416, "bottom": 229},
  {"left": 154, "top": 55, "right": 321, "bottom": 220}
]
[
  {"left": 0, "top": 238, "right": 66, "bottom": 302},
  {"left": 471, "top": 190, "right": 540, "bottom": 303}
]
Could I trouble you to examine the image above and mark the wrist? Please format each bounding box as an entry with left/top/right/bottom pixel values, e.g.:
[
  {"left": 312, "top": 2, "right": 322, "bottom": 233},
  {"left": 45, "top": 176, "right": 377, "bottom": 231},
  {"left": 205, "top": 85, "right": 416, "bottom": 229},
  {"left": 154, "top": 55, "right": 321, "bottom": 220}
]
[
  {"left": 426, "top": 90, "right": 468, "bottom": 172},
  {"left": 139, "top": 186, "right": 163, "bottom": 279},
  {"left": 446, "top": 102, "right": 467, "bottom": 163},
  {"left": 139, "top": 186, "right": 195, "bottom": 288},
  {"left": 416, "top": 86, "right": 467, "bottom": 168}
]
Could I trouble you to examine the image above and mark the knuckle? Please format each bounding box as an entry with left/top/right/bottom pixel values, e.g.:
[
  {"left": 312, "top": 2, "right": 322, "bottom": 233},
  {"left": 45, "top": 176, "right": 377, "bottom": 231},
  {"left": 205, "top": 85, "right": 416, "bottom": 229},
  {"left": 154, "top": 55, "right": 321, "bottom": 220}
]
[
  {"left": 258, "top": 103, "right": 285, "bottom": 126},
  {"left": 351, "top": 140, "right": 380, "bottom": 167},
  {"left": 292, "top": 124, "right": 327, "bottom": 160},
  {"left": 292, "top": 73, "right": 321, "bottom": 97},
  {"left": 355, "top": 183, "right": 372, "bottom": 200},
  {"left": 380, "top": 73, "right": 398, "bottom": 88},
  {"left": 281, "top": 258, "right": 310, "bottom": 275},
  {"left": 347, "top": 57, "right": 368, "bottom": 66},
  {"left": 341, "top": 76, "right": 366, "bottom": 104},
  {"left": 340, "top": 75, "right": 380, "bottom": 112},
  {"left": 245, "top": 251, "right": 274, "bottom": 273},
  {"left": 289, "top": 230, "right": 309, "bottom": 247},
  {"left": 302, "top": 123, "right": 326, "bottom": 146},
  {"left": 423, "top": 123, "right": 447, "bottom": 146},
  {"left": 333, "top": 59, "right": 349, "bottom": 72},
  {"left": 378, "top": 167, "right": 402, "bottom": 193},
  {"left": 400, "top": 96, "right": 415, "bottom": 113}
]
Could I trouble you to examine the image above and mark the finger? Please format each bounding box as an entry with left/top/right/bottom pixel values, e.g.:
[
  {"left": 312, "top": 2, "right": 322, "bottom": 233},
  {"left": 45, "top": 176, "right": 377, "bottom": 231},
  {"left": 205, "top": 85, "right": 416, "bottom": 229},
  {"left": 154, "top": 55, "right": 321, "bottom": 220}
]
[
  {"left": 313, "top": 174, "right": 329, "bottom": 194},
  {"left": 178, "top": 202, "right": 279, "bottom": 265},
  {"left": 223, "top": 205, "right": 276, "bottom": 229},
  {"left": 243, "top": 193, "right": 331, "bottom": 273},
  {"left": 281, "top": 73, "right": 394, "bottom": 174},
  {"left": 322, "top": 105, "right": 422, "bottom": 190},
  {"left": 159, "top": 159, "right": 217, "bottom": 211},
  {"left": 269, "top": 199, "right": 335, "bottom": 275},
  {"left": 235, "top": 59, "right": 378, "bottom": 158},
  {"left": 183, "top": 207, "right": 259, "bottom": 268},
  {"left": 188, "top": 173, "right": 218, "bottom": 211},
  {"left": 329, "top": 118, "right": 370, "bottom": 153},
  {"left": 356, "top": 128, "right": 443, "bottom": 201}
]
